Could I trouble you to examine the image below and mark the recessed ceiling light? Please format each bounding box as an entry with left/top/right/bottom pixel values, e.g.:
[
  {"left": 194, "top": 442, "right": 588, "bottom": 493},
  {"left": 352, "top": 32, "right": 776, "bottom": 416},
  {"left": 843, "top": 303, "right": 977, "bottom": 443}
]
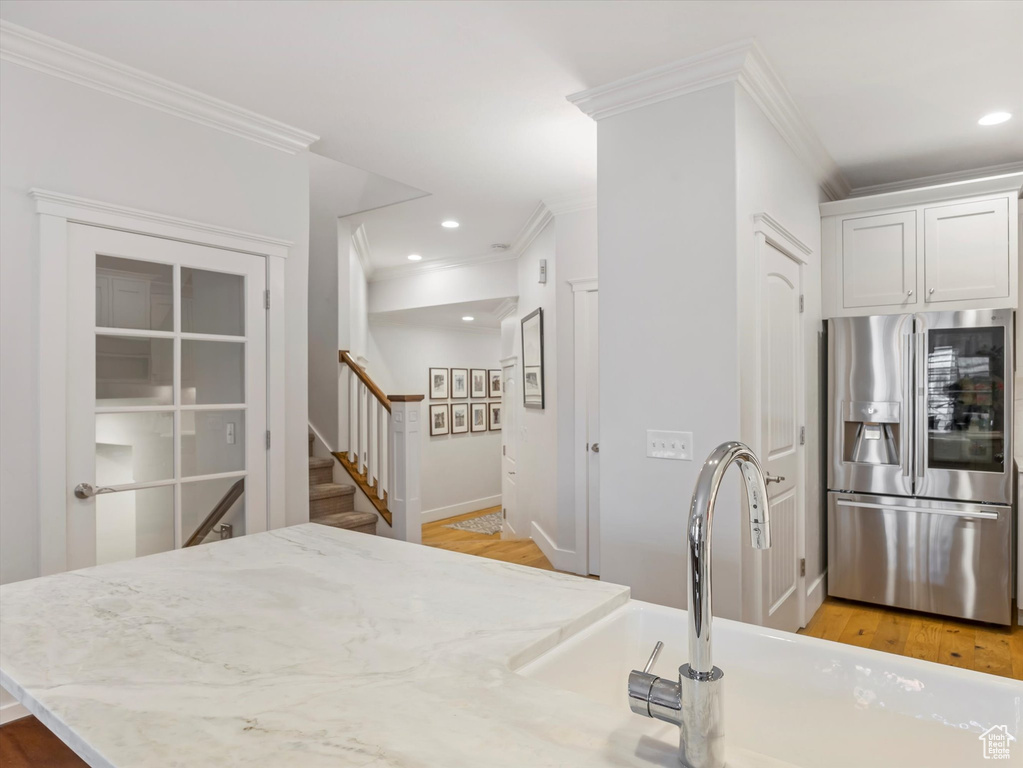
[
  {"left": 441, "top": 220, "right": 460, "bottom": 229},
  {"left": 462, "top": 316, "right": 475, "bottom": 322},
  {"left": 978, "top": 111, "right": 1012, "bottom": 126},
  {"left": 407, "top": 254, "right": 422, "bottom": 261}
]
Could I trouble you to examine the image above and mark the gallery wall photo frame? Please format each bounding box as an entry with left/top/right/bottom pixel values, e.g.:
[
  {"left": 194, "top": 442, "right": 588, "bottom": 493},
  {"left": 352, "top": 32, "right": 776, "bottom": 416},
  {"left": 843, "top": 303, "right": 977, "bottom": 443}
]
[
  {"left": 429, "top": 403, "right": 450, "bottom": 436},
  {"left": 470, "top": 369, "right": 488, "bottom": 399},
  {"left": 450, "top": 402, "right": 469, "bottom": 434},
  {"left": 488, "top": 369, "right": 502, "bottom": 398},
  {"left": 488, "top": 402, "right": 502, "bottom": 431},
  {"left": 450, "top": 368, "right": 469, "bottom": 399},
  {"left": 470, "top": 402, "right": 488, "bottom": 432},
  {"left": 429, "top": 367, "right": 449, "bottom": 399},
  {"left": 521, "top": 307, "right": 545, "bottom": 409}
]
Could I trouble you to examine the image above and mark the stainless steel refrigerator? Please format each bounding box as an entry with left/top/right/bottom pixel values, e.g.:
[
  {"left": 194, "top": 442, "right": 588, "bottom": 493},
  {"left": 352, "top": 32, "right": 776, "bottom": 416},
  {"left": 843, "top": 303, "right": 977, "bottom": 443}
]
[{"left": 827, "top": 310, "right": 1015, "bottom": 624}]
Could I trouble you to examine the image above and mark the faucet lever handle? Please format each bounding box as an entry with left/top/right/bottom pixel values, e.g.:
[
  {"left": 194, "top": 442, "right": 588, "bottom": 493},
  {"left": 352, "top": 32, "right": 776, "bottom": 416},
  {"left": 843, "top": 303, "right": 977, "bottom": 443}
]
[{"left": 642, "top": 640, "right": 663, "bottom": 674}]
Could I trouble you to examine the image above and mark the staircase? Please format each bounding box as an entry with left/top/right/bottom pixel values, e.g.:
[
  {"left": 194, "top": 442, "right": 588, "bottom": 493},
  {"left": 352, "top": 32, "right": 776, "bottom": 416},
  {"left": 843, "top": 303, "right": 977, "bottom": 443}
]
[{"left": 308, "top": 433, "right": 377, "bottom": 534}]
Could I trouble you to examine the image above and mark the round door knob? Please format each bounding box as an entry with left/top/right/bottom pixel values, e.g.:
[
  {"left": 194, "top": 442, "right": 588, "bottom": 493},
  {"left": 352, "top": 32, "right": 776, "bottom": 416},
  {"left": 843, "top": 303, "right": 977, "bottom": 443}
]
[
  {"left": 591, "top": 442, "right": 600, "bottom": 453},
  {"left": 928, "top": 288, "right": 935, "bottom": 294},
  {"left": 906, "top": 290, "right": 913, "bottom": 297}
]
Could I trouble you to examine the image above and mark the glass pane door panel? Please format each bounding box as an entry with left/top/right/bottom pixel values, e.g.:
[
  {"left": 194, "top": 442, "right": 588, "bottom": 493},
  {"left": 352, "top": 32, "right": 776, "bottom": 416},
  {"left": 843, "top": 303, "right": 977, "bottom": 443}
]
[
  {"left": 182, "top": 477, "right": 246, "bottom": 544},
  {"left": 96, "top": 485, "right": 174, "bottom": 565},
  {"left": 96, "top": 336, "right": 173, "bottom": 406},
  {"left": 181, "top": 267, "right": 245, "bottom": 336},
  {"left": 181, "top": 340, "right": 244, "bottom": 405},
  {"left": 181, "top": 410, "right": 245, "bottom": 477},
  {"left": 96, "top": 412, "right": 174, "bottom": 485},
  {"left": 95, "top": 255, "right": 173, "bottom": 331},
  {"left": 926, "top": 326, "right": 1005, "bottom": 473}
]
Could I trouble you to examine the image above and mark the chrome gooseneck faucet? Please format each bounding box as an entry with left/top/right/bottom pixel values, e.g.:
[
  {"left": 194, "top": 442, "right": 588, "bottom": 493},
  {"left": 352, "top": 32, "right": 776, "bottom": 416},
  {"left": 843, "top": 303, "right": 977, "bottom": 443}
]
[{"left": 627, "top": 441, "right": 772, "bottom": 768}]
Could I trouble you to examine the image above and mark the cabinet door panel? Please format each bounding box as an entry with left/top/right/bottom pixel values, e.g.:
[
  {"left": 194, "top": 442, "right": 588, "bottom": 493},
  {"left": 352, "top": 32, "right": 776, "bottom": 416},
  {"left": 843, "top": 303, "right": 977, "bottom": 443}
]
[
  {"left": 841, "top": 211, "right": 917, "bottom": 309},
  {"left": 924, "top": 198, "right": 1009, "bottom": 304}
]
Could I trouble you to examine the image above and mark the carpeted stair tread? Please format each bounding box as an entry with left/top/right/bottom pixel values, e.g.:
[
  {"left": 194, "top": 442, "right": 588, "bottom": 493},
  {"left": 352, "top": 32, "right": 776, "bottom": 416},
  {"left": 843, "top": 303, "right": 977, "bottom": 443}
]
[
  {"left": 308, "top": 456, "right": 333, "bottom": 470},
  {"left": 314, "top": 511, "right": 379, "bottom": 530},
  {"left": 309, "top": 483, "right": 356, "bottom": 501}
]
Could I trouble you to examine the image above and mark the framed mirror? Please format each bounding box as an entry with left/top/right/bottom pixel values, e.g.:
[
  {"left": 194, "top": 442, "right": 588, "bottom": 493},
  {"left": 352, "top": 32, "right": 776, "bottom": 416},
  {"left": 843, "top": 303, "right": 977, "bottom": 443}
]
[{"left": 521, "top": 308, "right": 545, "bottom": 409}]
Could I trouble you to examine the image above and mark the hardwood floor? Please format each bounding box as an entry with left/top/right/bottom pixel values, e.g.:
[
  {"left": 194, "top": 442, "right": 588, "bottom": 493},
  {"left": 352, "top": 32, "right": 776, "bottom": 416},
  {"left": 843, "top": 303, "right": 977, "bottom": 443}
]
[
  {"left": 0, "top": 715, "right": 86, "bottom": 768},
  {"left": 422, "top": 506, "right": 556, "bottom": 571},
  {"left": 799, "top": 597, "right": 1023, "bottom": 681}
]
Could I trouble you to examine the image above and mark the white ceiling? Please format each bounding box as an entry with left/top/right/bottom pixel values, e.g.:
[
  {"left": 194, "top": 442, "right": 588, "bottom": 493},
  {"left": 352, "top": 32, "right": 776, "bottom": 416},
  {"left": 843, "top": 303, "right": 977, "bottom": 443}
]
[
  {"left": 3, "top": 1, "right": 1021, "bottom": 277},
  {"left": 371, "top": 298, "right": 512, "bottom": 332}
]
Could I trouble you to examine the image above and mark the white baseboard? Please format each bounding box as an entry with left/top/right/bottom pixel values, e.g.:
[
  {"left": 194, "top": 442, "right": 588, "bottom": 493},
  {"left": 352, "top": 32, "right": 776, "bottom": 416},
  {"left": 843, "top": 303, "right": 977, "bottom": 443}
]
[
  {"left": 422, "top": 495, "right": 501, "bottom": 524},
  {"left": 530, "top": 521, "right": 577, "bottom": 573},
  {"left": 805, "top": 568, "right": 828, "bottom": 623},
  {"left": 1, "top": 700, "right": 29, "bottom": 725}
]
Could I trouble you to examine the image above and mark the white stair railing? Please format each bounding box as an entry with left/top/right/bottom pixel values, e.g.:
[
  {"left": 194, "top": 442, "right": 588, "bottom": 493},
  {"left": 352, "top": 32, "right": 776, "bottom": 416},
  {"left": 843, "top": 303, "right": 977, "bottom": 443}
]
[{"left": 338, "top": 351, "right": 421, "bottom": 542}]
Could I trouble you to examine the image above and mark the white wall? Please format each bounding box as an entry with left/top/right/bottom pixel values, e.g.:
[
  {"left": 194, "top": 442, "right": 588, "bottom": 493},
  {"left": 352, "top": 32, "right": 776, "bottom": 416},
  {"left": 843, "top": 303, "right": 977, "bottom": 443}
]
[
  {"left": 596, "top": 81, "right": 827, "bottom": 621},
  {"left": 509, "top": 223, "right": 561, "bottom": 548},
  {"left": 553, "top": 208, "right": 598, "bottom": 550},
  {"left": 308, "top": 155, "right": 343, "bottom": 447},
  {"left": 368, "top": 258, "right": 518, "bottom": 315},
  {"left": 597, "top": 84, "right": 743, "bottom": 611},
  {"left": 367, "top": 322, "right": 502, "bottom": 519},
  {"left": 733, "top": 88, "right": 827, "bottom": 617},
  {"left": 0, "top": 60, "right": 311, "bottom": 588}
]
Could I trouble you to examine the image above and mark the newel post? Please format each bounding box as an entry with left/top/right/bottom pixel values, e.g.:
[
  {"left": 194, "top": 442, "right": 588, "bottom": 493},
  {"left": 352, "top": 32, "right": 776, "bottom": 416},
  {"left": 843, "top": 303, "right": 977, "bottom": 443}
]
[{"left": 387, "top": 395, "right": 424, "bottom": 544}]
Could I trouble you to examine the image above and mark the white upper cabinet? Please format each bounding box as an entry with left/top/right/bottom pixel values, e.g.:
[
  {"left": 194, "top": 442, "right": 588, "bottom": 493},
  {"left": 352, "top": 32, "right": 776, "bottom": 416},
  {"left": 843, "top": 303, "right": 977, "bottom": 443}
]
[
  {"left": 821, "top": 173, "right": 1020, "bottom": 318},
  {"left": 924, "top": 198, "right": 1009, "bottom": 304},
  {"left": 841, "top": 210, "right": 917, "bottom": 309}
]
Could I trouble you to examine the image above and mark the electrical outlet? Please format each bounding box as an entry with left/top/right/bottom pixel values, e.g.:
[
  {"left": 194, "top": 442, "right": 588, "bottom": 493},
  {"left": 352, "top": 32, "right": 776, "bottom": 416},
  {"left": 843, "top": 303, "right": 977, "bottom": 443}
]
[{"left": 646, "top": 430, "right": 692, "bottom": 461}]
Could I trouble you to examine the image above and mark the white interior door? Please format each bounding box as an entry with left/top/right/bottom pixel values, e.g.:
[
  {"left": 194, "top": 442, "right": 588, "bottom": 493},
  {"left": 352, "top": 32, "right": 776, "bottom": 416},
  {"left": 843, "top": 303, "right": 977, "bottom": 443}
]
[
  {"left": 501, "top": 361, "right": 519, "bottom": 538},
  {"left": 67, "top": 224, "right": 267, "bottom": 570},
  {"left": 758, "top": 242, "right": 804, "bottom": 632},
  {"left": 584, "top": 291, "right": 600, "bottom": 575}
]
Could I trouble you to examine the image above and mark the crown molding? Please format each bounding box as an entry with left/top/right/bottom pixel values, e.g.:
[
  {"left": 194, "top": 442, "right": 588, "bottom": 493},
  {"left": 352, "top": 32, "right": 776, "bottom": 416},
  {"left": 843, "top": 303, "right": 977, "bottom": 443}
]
[
  {"left": 0, "top": 21, "right": 318, "bottom": 154},
  {"left": 821, "top": 170, "right": 1023, "bottom": 217},
  {"left": 543, "top": 189, "right": 597, "bottom": 216},
  {"left": 369, "top": 316, "right": 501, "bottom": 336},
  {"left": 847, "top": 161, "right": 1023, "bottom": 198},
  {"left": 368, "top": 248, "right": 520, "bottom": 282},
  {"left": 493, "top": 298, "right": 519, "bottom": 321},
  {"left": 30, "top": 188, "right": 292, "bottom": 258},
  {"left": 568, "top": 39, "right": 849, "bottom": 200},
  {"left": 512, "top": 201, "right": 555, "bottom": 254},
  {"left": 351, "top": 223, "right": 374, "bottom": 279}
]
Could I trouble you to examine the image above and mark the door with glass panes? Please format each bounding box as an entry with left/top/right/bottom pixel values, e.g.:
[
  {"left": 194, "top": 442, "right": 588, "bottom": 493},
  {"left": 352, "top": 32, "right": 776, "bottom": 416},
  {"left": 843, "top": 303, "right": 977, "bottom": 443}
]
[{"left": 67, "top": 224, "right": 267, "bottom": 570}]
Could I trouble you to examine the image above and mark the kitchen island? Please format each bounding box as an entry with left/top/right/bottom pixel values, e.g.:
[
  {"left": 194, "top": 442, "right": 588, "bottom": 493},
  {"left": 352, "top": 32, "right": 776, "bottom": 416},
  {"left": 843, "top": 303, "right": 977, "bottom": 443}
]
[{"left": 1, "top": 524, "right": 648, "bottom": 768}]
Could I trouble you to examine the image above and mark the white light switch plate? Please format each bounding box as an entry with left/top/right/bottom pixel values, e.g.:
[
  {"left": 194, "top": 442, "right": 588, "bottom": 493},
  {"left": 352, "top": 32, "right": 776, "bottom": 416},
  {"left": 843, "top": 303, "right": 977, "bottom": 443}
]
[{"left": 647, "top": 430, "right": 693, "bottom": 461}]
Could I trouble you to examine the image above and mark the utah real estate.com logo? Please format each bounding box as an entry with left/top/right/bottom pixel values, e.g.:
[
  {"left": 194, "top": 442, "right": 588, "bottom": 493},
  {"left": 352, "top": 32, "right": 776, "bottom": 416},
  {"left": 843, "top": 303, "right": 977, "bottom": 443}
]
[{"left": 979, "top": 725, "right": 1015, "bottom": 760}]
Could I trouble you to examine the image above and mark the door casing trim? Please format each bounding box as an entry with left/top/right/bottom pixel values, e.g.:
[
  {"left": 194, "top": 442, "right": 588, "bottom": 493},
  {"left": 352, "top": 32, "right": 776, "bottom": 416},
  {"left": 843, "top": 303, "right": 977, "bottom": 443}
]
[{"left": 34, "top": 190, "right": 289, "bottom": 576}]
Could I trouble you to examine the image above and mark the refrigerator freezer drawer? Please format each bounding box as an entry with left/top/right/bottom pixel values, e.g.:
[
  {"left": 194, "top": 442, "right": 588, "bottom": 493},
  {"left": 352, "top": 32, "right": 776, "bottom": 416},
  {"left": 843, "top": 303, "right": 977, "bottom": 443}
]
[{"left": 828, "top": 492, "right": 1012, "bottom": 625}]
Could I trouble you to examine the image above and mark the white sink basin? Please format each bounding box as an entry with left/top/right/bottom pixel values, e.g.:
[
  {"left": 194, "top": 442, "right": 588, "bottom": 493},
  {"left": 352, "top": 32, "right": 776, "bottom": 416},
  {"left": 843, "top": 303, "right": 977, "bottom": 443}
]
[{"left": 518, "top": 600, "right": 1022, "bottom": 767}]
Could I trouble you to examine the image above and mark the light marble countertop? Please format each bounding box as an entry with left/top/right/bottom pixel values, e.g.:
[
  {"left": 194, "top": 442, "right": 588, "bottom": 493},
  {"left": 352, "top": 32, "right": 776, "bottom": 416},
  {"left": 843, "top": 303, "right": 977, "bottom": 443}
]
[{"left": 0, "top": 524, "right": 667, "bottom": 768}]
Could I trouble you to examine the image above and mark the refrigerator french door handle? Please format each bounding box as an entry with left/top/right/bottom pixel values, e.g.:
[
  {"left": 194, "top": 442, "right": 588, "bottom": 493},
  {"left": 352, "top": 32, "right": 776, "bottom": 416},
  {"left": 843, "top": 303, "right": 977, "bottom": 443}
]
[
  {"left": 901, "top": 331, "right": 912, "bottom": 480},
  {"left": 835, "top": 499, "right": 1000, "bottom": 520},
  {"left": 914, "top": 328, "right": 927, "bottom": 487}
]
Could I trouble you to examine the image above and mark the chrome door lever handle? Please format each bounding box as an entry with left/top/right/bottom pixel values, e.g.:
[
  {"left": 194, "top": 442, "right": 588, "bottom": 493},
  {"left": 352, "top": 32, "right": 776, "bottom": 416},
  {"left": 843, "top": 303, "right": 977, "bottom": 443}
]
[
  {"left": 74, "top": 482, "right": 116, "bottom": 499},
  {"left": 765, "top": 473, "right": 785, "bottom": 485}
]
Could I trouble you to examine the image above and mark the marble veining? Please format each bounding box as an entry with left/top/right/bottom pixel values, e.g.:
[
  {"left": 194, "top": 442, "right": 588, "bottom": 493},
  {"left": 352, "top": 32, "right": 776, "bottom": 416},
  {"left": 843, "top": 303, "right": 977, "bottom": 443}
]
[{"left": 0, "top": 524, "right": 659, "bottom": 767}]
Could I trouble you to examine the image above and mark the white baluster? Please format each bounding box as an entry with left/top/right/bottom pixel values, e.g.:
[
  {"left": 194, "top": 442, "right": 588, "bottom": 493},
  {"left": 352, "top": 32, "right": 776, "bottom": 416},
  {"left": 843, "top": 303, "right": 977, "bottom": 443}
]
[
  {"left": 348, "top": 367, "right": 357, "bottom": 464},
  {"left": 368, "top": 398, "right": 377, "bottom": 492},
  {"left": 377, "top": 404, "right": 386, "bottom": 500},
  {"left": 357, "top": 380, "right": 366, "bottom": 475}
]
